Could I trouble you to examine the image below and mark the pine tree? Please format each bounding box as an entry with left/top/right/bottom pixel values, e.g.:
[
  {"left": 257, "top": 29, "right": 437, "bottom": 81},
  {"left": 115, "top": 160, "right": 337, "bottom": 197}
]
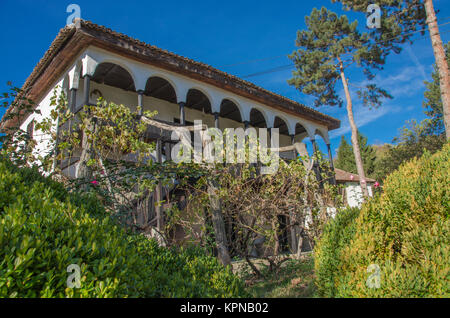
[
  {"left": 335, "top": 133, "right": 377, "bottom": 178},
  {"left": 333, "top": 0, "right": 450, "bottom": 140},
  {"left": 358, "top": 133, "right": 377, "bottom": 177},
  {"left": 335, "top": 136, "right": 355, "bottom": 173},
  {"left": 288, "top": 7, "right": 392, "bottom": 198}
]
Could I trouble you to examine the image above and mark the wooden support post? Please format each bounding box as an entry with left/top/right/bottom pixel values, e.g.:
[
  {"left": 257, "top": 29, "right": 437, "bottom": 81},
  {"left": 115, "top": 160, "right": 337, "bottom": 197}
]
[
  {"left": 165, "top": 143, "right": 172, "bottom": 161},
  {"left": 327, "top": 143, "right": 336, "bottom": 185},
  {"left": 327, "top": 144, "right": 334, "bottom": 170},
  {"left": 289, "top": 210, "right": 298, "bottom": 254},
  {"left": 155, "top": 138, "right": 163, "bottom": 231},
  {"left": 311, "top": 139, "right": 317, "bottom": 154},
  {"left": 207, "top": 178, "right": 231, "bottom": 267}
]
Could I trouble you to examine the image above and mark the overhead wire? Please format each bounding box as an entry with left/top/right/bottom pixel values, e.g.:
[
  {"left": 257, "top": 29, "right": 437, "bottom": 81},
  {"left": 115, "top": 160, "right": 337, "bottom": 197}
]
[{"left": 238, "top": 18, "right": 450, "bottom": 79}]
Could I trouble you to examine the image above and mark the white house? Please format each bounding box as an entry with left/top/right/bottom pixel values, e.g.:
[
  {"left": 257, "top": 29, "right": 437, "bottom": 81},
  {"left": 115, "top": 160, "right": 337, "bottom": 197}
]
[
  {"left": 0, "top": 19, "right": 340, "bottom": 176},
  {"left": 335, "top": 168, "right": 376, "bottom": 208}
]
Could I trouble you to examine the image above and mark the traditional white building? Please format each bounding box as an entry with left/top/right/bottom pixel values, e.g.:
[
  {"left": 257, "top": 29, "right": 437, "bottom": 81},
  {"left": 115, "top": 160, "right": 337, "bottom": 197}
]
[
  {"left": 1, "top": 20, "right": 340, "bottom": 175},
  {"left": 334, "top": 168, "right": 376, "bottom": 208}
]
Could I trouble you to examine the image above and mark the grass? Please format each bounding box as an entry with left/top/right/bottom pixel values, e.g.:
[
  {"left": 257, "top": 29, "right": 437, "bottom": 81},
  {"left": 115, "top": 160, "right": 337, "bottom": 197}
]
[{"left": 238, "top": 254, "right": 317, "bottom": 298}]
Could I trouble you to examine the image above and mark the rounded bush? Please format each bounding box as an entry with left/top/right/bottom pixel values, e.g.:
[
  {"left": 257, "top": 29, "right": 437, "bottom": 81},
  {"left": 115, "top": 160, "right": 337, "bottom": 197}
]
[
  {"left": 315, "top": 143, "right": 450, "bottom": 297},
  {"left": 0, "top": 159, "right": 245, "bottom": 298}
]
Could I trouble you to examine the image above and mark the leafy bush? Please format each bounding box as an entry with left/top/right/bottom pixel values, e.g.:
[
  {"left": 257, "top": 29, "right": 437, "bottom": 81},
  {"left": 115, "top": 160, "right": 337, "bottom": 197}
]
[
  {"left": 0, "top": 158, "right": 245, "bottom": 298},
  {"left": 314, "top": 207, "right": 360, "bottom": 297},
  {"left": 314, "top": 143, "right": 450, "bottom": 297}
]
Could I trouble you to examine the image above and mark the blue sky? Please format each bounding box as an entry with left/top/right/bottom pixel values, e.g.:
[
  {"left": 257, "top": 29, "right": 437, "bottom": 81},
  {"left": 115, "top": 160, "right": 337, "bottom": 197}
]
[{"left": 1, "top": 0, "right": 449, "bottom": 155}]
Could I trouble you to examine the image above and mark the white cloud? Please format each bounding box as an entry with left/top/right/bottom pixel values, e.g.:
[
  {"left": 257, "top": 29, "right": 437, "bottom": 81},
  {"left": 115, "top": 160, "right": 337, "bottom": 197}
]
[
  {"left": 405, "top": 46, "right": 428, "bottom": 82},
  {"left": 329, "top": 102, "right": 402, "bottom": 140}
]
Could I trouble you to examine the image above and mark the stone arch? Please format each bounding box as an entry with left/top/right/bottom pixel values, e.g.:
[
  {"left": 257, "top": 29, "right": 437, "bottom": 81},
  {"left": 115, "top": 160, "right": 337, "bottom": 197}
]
[
  {"left": 220, "top": 99, "right": 243, "bottom": 123},
  {"left": 186, "top": 88, "right": 212, "bottom": 114},
  {"left": 249, "top": 108, "right": 268, "bottom": 128},
  {"left": 294, "top": 122, "right": 310, "bottom": 142},
  {"left": 144, "top": 76, "right": 177, "bottom": 104},
  {"left": 314, "top": 128, "right": 330, "bottom": 145},
  {"left": 91, "top": 55, "right": 138, "bottom": 85},
  {"left": 145, "top": 72, "right": 180, "bottom": 94},
  {"left": 91, "top": 62, "right": 136, "bottom": 92},
  {"left": 273, "top": 116, "right": 290, "bottom": 136}
]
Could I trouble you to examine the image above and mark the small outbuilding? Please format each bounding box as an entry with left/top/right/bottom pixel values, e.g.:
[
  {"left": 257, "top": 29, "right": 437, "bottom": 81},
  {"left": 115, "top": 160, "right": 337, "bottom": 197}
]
[{"left": 334, "top": 168, "right": 377, "bottom": 208}]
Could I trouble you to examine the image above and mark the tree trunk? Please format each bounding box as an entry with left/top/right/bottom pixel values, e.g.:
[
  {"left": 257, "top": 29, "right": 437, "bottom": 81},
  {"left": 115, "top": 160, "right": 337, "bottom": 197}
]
[
  {"left": 424, "top": 0, "right": 450, "bottom": 140},
  {"left": 338, "top": 59, "right": 369, "bottom": 198},
  {"left": 207, "top": 179, "right": 232, "bottom": 267}
]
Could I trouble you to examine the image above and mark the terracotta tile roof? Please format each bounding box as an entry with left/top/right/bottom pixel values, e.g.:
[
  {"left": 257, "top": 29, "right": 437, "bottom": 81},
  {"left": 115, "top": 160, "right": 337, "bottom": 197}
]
[
  {"left": 2, "top": 19, "right": 340, "bottom": 131},
  {"left": 334, "top": 168, "right": 376, "bottom": 183}
]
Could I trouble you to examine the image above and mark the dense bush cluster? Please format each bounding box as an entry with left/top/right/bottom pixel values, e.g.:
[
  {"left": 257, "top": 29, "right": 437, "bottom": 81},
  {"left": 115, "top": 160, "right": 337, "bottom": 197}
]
[
  {"left": 314, "top": 207, "right": 360, "bottom": 297},
  {"left": 0, "top": 158, "right": 245, "bottom": 298},
  {"left": 315, "top": 143, "right": 449, "bottom": 297}
]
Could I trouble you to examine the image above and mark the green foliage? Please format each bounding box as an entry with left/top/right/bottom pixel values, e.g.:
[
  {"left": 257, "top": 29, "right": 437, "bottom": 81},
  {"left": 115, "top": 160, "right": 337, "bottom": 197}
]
[
  {"left": 314, "top": 207, "right": 360, "bottom": 297},
  {"left": 335, "top": 136, "right": 355, "bottom": 173},
  {"left": 176, "top": 157, "right": 341, "bottom": 277},
  {"left": 374, "top": 120, "right": 446, "bottom": 182},
  {"left": 0, "top": 84, "right": 43, "bottom": 166},
  {"left": 371, "top": 42, "right": 448, "bottom": 182},
  {"left": 423, "top": 42, "right": 449, "bottom": 135},
  {"left": 332, "top": 0, "right": 427, "bottom": 52},
  {"left": 0, "top": 158, "right": 246, "bottom": 298},
  {"left": 288, "top": 7, "right": 391, "bottom": 108},
  {"left": 335, "top": 133, "right": 377, "bottom": 178},
  {"left": 314, "top": 143, "right": 450, "bottom": 297}
]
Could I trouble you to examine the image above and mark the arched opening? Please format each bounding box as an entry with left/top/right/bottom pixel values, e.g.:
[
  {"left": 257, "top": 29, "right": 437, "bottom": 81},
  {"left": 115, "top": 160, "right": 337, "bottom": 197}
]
[
  {"left": 314, "top": 129, "right": 330, "bottom": 159},
  {"left": 145, "top": 77, "right": 177, "bottom": 103},
  {"left": 274, "top": 116, "right": 289, "bottom": 136},
  {"left": 186, "top": 89, "right": 212, "bottom": 114},
  {"left": 91, "top": 62, "right": 135, "bottom": 91},
  {"left": 294, "top": 122, "right": 312, "bottom": 157},
  {"left": 314, "top": 129, "right": 328, "bottom": 145},
  {"left": 220, "top": 99, "right": 242, "bottom": 123},
  {"left": 294, "top": 123, "right": 308, "bottom": 141},
  {"left": 249, "top": 108, "right": 267, "bottom": 128}
]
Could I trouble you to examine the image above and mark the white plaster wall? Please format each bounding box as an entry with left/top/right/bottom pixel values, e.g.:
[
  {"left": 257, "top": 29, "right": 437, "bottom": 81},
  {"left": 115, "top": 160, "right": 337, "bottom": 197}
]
[
  {"left": 19, "top": 78, "right": 65, "bottom": 167},
  {"left": 345, "top": 182, "right": 373, "bottom": 208}
]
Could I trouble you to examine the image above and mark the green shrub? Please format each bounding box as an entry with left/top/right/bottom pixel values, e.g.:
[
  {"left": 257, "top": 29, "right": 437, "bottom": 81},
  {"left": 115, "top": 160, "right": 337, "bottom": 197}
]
[
  {"left": 314, "top": 207, "right": 360, "bottom": 297},
  {"left": 0, "top": 158, "right": 245, "bottom": 298},
  {"left": 314, "top": 143, "right": 450, "bottom": 297}
]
